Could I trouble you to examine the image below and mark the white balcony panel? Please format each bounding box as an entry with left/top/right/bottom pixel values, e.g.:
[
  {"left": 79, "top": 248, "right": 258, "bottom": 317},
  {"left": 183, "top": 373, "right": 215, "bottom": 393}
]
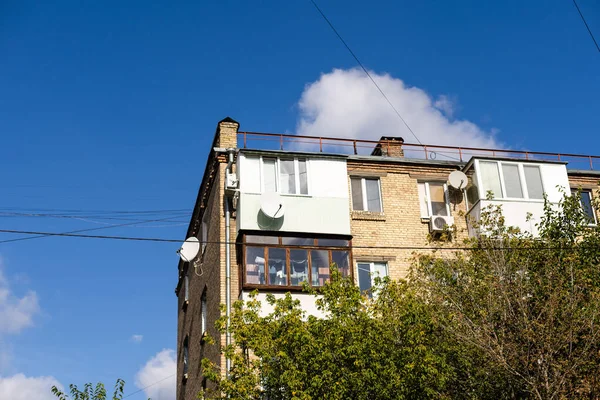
[
  {"left": 237, "top": 192, "right": 351, "bottom": 235},
  {"left": 240, "top": 290, "right": 325, "bottom": 318}
]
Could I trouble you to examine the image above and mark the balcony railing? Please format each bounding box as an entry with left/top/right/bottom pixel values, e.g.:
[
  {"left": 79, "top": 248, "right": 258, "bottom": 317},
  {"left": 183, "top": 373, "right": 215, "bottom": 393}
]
[{"left": 238, "top": 131, "right": 600, "bottom": 171}]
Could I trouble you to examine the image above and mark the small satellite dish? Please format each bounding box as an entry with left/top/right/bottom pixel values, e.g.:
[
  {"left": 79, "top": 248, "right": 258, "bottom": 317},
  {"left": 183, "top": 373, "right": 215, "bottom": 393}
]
[
  {"left": 178, "top": 237, "right": 200, "bottom": 262},
  {"left": 260, "top": 192, "right": 285, "bottom": 219},
  {"left": 448, "top": 170, "right": 468, "bottom": 190}
]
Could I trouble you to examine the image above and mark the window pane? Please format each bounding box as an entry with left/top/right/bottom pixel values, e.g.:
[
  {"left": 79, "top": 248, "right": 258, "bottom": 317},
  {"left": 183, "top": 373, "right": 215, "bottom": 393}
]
[
  {"left": 502, "top": 164, "right": 523, "bottom": 198},
  {"left": 290, "top": 249, "right": 308, "bottom": 286},
  {"left": 580, "top": 191, "right": 596, "bottom": 224},
  {"left": 317, "top": 238, "right": 349, "bottom": 247},
  {"left": 373, "top": 262, "right": 388, "bottom": 280},
  {"left": 331, "top": 250, "right": 350, "bottom": 277},
  {"left": 282, "top": 237, "right": 314, "bottom": 246},
  {"left": 246, "top": 235, "right": 279, "bottom": 244},
  {"left": 246, "top": 246, "right": 266, "bottom": 285},
  {"left": 263, "top": 158, "right": 277, "bottom": 192},
  {"left": 184, "top": 276, "right": 189, "bottom": 301},
  {"left": 417, "top": 183, "right": 429, "bottom": 217},
  {"left": 479, "top": 161, "right": 503, "bottom": 198},
  {"left": 524, "top": 166, "right": 543, "bottom": 199},
  {"left": 357, "top": 263, "right": 372, "bottom": 293},
  {"left": 201, "top": 292, "right": 207, "bottom": 333},
  {"left": 351, "top": 177, "right": 364, "bottom": 210},
  {"left": 298, "top": 160, "right": 308, "bottom": 194},
  {"left": 280, "top": 160, "right": 296, "bottom": 194},
  {"left": 365, "top": 179, "right": 382, "bottom": 212},
  {"left": 429, "top": 183, "right": 448, "bottom": 216},
  {"left": 268, "top": 248, "right": 287, "bottom": 286},
  {"left": 311, "top": 250, "right": 330, "bottom": 286}
]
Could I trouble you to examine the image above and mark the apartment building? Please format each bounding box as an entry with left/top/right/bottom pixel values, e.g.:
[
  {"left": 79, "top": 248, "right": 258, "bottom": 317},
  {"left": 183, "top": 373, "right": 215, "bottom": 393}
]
[{"left": 175, "top": 117, "right": 600, "bottom": 399}]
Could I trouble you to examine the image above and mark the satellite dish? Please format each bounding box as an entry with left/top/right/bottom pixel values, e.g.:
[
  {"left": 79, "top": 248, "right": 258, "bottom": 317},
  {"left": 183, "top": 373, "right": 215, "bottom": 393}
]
[
  {"left": 260, "top": 192, "right": 285, "bottom": 219},
  {"left": 448, "top": 170, "right": 468, "bottom": 190},
  {"left": 178, "top": 237, "right": 200, "bottom": 262}
]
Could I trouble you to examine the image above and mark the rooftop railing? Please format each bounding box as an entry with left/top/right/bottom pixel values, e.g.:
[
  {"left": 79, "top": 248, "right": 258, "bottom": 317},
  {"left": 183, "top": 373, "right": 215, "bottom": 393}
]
[{"left": 238, "top": 131, "right": 600, "bottom": 171}]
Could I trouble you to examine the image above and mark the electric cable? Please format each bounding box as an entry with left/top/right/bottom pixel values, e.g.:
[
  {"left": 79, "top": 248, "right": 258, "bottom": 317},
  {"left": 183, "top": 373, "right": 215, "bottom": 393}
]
[
  {"left": 572, "top": 0, "right": 600, "bottom": 52},
  {"left": 0, "top": 228, "right": 595, "bottom": 251}
]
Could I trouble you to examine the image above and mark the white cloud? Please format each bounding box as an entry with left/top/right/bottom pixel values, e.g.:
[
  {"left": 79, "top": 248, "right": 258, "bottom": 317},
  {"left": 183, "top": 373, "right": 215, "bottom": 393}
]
[
  {"left": 0, "top": 374, "right": 62, "bottom": 400},
  {"left": 297, "top": 68, "right": 500, "bottom": 153},
  {"left": 135, "top": 349, "right": 176, "bottom": 400},
  {"left": 434, "top": 94, "right": 456, "bottom": 118},
  {"left": 0, "top": 263, "right": 40, "bottom": 335},
  {"left": 131, "top": 334, "right": 143, "bottom": 343}
]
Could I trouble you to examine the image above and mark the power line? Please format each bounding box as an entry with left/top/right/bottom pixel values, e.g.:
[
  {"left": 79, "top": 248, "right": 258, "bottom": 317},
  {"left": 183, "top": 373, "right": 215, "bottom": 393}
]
[
  {"left": 572, "top": 0, "right": 600, "bottom": 52},
  {"left": 0, "top": 228, "right": 594, "bottom": 251},
  {"left": 0, "top": 215, "right": 187, "bottom": 244},
  {"left": 122, "top": 373, "right": 176, "bottom": 399},
  {"left": 308, "top": 0, "right": 424, "bottom": 146}
]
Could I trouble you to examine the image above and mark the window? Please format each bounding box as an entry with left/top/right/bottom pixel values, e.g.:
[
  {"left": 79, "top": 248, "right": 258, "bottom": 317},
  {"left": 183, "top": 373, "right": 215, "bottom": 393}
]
[
  {"left": 418, "top": 182, "right": 450, "bottom": 217},
  {"left": 261, "top": 157, "right": 308, "bottom": 195},
  {"left": 201, "top": 210, "right": 209, "bottom": 254},
  {"left": 351, "top": 177, "right": 382, "bottom": 212},
  {"left": 574, "top": 189, "right": 597, "bottom": 225},
  {"left": 183, "top": 274, "right": 189, "bottom": 304},
  {"left": 201, "top": 289, "right": 207, "bottom": 335},
  {"left": 476, "top": 161, "right": 544, "bottom": 200},
  {"left": 183, "top": 336, "right": 189, "bottom": 375},
  {"left": 243, "top": 235, "right": 351, "bottom": 289},
  {"left": 357, "top": 262, "right": 388, "bottom": 297}
]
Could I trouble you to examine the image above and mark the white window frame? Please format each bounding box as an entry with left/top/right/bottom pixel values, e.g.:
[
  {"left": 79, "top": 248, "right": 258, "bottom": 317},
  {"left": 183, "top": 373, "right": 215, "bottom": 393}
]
[
  {"left": 351, "top": 177, "right": 383, "bottom": 212},
  {"left": 356, "top": 261, "right": 388, "bottom": 296},
  {"left": 574, "top": 189, "right": 597, "bottom": 226},
  {"left": 259, "top": 156, "right": 310, "bottom": 195},
  {"left": 418, "top": 181, "right": 451, "bottom": 218},
  {"left": 475, "top": 160, "right": 545, "bottom": 201}
]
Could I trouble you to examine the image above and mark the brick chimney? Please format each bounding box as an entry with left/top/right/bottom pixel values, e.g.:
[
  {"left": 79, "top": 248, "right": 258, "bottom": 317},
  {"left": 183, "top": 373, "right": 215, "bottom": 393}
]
[
  {"left": 214, "top": 117, "right": 239, "bottom": 149},
  {"left": 371, "top": 136, "right": 404, "bottom": 157}
]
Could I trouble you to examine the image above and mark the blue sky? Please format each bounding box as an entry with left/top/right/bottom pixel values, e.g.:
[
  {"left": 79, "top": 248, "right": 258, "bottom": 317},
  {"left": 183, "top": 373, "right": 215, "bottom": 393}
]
[{"left": 0, "top": 1, "right": 599, "bottom": 399}]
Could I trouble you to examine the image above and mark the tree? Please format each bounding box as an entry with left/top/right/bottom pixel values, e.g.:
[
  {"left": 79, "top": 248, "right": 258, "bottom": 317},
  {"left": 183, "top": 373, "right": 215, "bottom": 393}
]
[
  {"left": 414, "top": 191, "right": 600, "bottom": 399},
  {"left": 200, "top": 268, "right": 504, "bottom": 400},
  {"left": 51, "top": 379, "right": 146, "bottom": 400}
]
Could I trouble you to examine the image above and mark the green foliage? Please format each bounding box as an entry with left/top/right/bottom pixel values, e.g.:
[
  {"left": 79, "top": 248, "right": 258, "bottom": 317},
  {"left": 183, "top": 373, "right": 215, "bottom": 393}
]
[
  {"left": 201, "top": 269, "right": 475, "bottom": 400},
  {"left": 201, "top": 189, "right": 600, "bottom": 400},
  {"left": 415, "top": 189, "right": 600, "bottom": 399},
  {"left": 51, "top": 379, "right": 145, "bottom": 400}
]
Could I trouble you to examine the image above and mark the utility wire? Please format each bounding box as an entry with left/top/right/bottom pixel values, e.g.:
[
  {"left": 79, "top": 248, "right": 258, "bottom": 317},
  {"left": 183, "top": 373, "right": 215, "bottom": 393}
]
[
  {"left": 0, "top": 215, "right": 187, "bottom": 244},
  {"left": 0, "top": 229, "right": 595, "bottom": 251},
  {"left": 308, "top": 0, "right": 424, "bottom": 146},
  {"left": 572, "top": 0, "right": 600, "bottom": 52},
  {"left": 122, "top": 373, "right": 176, "bottom": 399}
]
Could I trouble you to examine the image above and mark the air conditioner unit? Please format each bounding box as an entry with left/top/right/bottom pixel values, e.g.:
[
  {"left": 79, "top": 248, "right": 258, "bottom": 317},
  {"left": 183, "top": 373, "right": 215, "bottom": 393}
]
[{"left": 429, "top": 215, "right": 454, "bottom": 232}]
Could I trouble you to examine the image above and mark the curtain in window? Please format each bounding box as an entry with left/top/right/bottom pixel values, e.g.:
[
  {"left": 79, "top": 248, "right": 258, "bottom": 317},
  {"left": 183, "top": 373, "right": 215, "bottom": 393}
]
[
  {"left": 298, "top": 160, "right": 308, "bottom": 194},
  {"left": 429, "top": 183, "right": 448, "bottom": 216},
  {"left": 279, "top": 160, "right": 296, "bottom": 194},
  {"left": 365, "top": 179, "right": 382, "bottom": 212},
  {"left": 263, "top": 158, "right": 277, "bottom": 192},
  {"left": 417, "top": 183, "right": 429, "bottom": 217}
]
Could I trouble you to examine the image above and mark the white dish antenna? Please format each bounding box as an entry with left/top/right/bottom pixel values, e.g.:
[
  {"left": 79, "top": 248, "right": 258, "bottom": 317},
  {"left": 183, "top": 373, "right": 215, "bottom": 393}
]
[
  {"left": 178, "top": 237, "right": 200, "bottom": 262},
  {"left": 260, "top": 192, "right": 285, "bottom": 219},
  {"left": 448, "top": 170, "right": 468, "bottom": 190}
]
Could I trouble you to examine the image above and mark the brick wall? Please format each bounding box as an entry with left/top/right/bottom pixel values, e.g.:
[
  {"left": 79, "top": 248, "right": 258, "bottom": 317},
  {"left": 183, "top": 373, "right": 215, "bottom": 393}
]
[{"left": 348, "top": 160, "right": 469, "bottom": 280}]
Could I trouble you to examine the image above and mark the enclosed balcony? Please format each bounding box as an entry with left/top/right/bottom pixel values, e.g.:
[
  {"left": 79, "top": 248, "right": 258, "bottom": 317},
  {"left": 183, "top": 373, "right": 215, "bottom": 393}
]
[{"left": 464, "top": 157, "right": 571, "bottom": 236}]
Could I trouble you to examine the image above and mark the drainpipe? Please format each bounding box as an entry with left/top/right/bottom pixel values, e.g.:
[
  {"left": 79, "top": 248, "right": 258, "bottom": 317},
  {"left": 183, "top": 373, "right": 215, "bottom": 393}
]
[{"left": 224, "top": 148, "right": 235, "bottom": 376}]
